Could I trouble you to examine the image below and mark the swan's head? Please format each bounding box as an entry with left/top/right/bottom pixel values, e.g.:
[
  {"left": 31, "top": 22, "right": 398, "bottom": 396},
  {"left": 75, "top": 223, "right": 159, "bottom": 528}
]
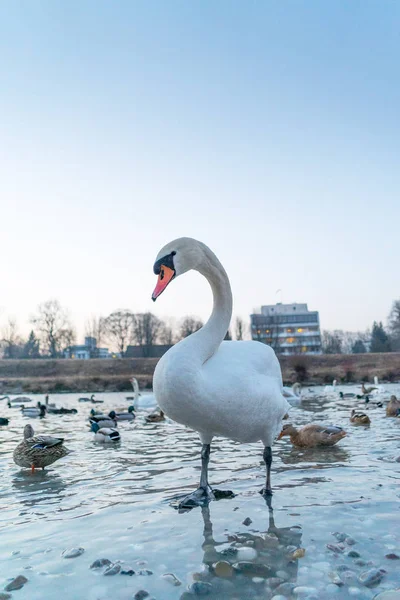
[{"left": 152, "top": 237, "right": 204, "bottom": 301}]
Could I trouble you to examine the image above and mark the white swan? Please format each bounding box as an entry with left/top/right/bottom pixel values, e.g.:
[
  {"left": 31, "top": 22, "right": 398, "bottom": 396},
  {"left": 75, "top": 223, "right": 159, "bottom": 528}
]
[
  {"left": 151, "top": 237, "right": 290, "bottom": 508},
  {"left": 128, "top": 377, "right": 157, "bottom": 410},
  {"left": 282, "top": 382, "right": 302, "bottom": 405},
  {"left": 324, "top": 379, "right": 337, "bottom": 394},
  {"left": 373, "top": 376, "right": 385, "bottom": 394}
]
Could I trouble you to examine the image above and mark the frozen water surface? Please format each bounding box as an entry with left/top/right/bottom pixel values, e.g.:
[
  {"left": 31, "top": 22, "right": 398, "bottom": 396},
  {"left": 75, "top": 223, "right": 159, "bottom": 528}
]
[{"left": 0, "top": 386, "right": 399, "bottom": 599}]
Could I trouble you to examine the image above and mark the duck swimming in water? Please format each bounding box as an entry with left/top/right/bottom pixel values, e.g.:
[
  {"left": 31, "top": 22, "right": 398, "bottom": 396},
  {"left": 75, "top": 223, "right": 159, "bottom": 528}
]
[
  {"left": 13, "top": 424, "right": 71, "bottom": 472},
  {"left": 278, "top": 423, "right": 346, "bottom": 448}
]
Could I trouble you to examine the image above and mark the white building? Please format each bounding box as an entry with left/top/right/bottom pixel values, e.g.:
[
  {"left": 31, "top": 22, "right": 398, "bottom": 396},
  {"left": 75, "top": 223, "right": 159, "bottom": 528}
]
[
  {"left": 250, "top": 303, "right": 322, "bottom": 355},
  {"left": 64, "top": 337, "right": 110, "bottom": 359}
]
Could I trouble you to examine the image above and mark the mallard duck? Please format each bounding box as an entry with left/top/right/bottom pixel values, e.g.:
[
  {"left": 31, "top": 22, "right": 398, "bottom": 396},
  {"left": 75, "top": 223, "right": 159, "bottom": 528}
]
[
  {"left": 278, "top": 423, "right": 346, "bottom": 447},
  {"left": 21, "top": 403, "right": 46, "bottom": 418},
  {"left": 108, "top": 407, "right": 135, "bottom": 421},
  {"left": 339, "top": 391, "right": 357, "bottom": 399},
  {"left": 350, "top": 409, "right": 370, "bottom": 425},
  {"left": 386, "top": 395, "right": 400, "bottom": 417},
  {"left": 89, "top": 413, "right": 117, "bottom": 429},
  {"left": 90, "top": 422, "right": 120, "bottom": 442},
  {"left": 0, "top": 417, "right": 9, "bottom": 425},
  {"left": 13, "top": 424, "right": 71, "bottom": 472},
  {"left": 145, "top": 409, "right": 165, "bottom": 423},
  {"left": 361, "top": 383, "right": 377, "bottom": 395}
]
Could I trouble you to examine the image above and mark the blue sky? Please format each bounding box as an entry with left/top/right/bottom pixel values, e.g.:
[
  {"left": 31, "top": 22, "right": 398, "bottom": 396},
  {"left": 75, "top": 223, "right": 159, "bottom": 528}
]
[{"left": 0, "top": 1, "right": 399, "bottom": 338}]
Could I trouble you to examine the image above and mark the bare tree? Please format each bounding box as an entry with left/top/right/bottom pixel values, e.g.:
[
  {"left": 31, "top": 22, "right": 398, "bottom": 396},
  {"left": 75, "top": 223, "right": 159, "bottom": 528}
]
[
  {"left": 158, "top": 317, "right": 176, "bottom": 345},
  {"left": 1, "top": 318, "right": 24, "bottom": 358},
  {"left": 103, "top": 310, "right": 135, "bottom": 355},
  {"left": 31, "top": 300, "right": 75, "bottom": 358},
  {"left": 235, "top": 316, "right": 245, "bottom": 341},
  {"left": 179, "top": 316, "right": 204, "bottom": 339},
  {"left": 132, "top": 312, "right": 163, "bottom": 356},
  {"left": 85, "top": 315, "right": 106, "bottom": 346}
]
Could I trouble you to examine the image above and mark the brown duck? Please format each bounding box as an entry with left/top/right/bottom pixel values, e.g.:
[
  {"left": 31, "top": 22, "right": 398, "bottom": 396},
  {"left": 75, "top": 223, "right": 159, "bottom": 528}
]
[
  {"left": 361, "top": 383, "right": 377, "bottom": 395},
  {"left": 145, "top": 408, "right": 165, "bottom": 423},
  {"left": 278, "top": 423, "right": 346, "bottom": 447},
  {"left": 350, "top": 410, "right": 370, "bottom": 425},
  {"left": 386, "top": 395, "right": 400, "bottom": 417}
]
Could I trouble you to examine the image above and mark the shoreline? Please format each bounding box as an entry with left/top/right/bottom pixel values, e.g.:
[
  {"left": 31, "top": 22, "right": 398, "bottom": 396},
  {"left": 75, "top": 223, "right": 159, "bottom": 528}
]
[{"left": 0, "top": 352, "right": 399, "bottom": 394}]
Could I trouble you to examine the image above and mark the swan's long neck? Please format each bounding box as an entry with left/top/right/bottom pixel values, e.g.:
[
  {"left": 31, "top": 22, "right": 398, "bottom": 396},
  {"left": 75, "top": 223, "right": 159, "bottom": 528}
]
[
  {"left": 132, "top": 378, "right": 139, "bottom": 401},
  {"left": 184, "top": 248, "right": 233, "bottom": 364}
]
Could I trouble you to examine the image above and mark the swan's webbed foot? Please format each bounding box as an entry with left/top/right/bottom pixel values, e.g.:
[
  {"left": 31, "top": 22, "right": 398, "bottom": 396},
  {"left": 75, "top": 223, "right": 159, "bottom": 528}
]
[{"left": 178, "top": 485, "right": 215, "bottom": 510}]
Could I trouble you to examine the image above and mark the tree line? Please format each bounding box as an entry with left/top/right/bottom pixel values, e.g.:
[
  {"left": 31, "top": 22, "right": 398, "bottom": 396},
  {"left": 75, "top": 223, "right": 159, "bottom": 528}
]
[
  {"left": 322, "top": 300, "right": 400, "bottom": 354},
  {"left": 0, "top": 300, "right": 248, "bottom": 359}
]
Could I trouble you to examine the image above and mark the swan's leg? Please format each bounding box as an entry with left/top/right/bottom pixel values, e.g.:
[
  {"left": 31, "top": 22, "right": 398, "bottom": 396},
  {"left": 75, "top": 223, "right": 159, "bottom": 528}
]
[
  {"left": 259, "top": 446, "right": 273, "bottom": 497},
  {"left": 178, "top": 444, "right": 215, "bottom": 509}
]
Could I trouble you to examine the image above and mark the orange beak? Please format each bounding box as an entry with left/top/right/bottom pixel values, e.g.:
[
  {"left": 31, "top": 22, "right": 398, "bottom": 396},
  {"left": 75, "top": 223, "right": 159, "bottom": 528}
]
[
  {"left": 152, "top": 265, "right": 175, "bottom": 301},
  {"left": 277, "top": 430, "right": 284, "bottom": 440}
]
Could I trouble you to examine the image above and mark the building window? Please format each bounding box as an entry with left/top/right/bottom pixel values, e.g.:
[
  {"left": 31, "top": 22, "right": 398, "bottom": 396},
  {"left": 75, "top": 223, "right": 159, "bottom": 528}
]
[
  {"left": 265, "top": 329, "right": 270, "bottom": 333},
  {"left": 297, "top": 328, "right": 304, "bottom": 333},
  {"left": 287, "top": 328, "right": 293, "bottom": 333},
  {"left": 287, "top": 337, "right": 294, "bottom": 343},
  {"left": 302, "top": 346, "right": 307, "bottom": 352}
]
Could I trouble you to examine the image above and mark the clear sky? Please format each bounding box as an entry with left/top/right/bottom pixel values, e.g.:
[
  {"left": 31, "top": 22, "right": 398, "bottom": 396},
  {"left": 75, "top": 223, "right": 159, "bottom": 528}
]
[{"left": 0, "top": 1, "right": 399, "bottom": 340}]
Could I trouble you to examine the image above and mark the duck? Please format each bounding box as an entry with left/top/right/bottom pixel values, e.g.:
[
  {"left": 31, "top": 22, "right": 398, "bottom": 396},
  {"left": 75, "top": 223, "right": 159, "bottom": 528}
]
[
  {"left": 90, "top": 422, "right": 120, "bottom": 442},
  {"left": 13, "top": 424, "right": 71, "bottom": 472},
  {"left": 0, "top": 417, "right": 9, "bottom": 425},
  {"left": 350, "top": 410, "right": 371, "bottom": 425},
  {"left": 145, "top": 409, "right": 165, "bottom": 423},
  {"left": 21, "top": 403, "right": 46, "bottom": 418},
  {"left": 79, "top": 394, "right": 103, "bottom": 404},
  {"left": 364, "top": 395, "right": 383, "bottom": 408},
  {"left": 282, "top": 383, "right": 302, "bottom": 405},
  {"left": 386, "top": 395, "right": 400, "bottom": 417},
  {"left": 339, "top": 391, "right": 357, "bottom": 399},
  {"left": 361, "top": 383, "right": 377, "bottom": 395},
  {"left": 10, "top": 395, "right": 33, "bottom": 403},
  {"left": 151, "top": 237, "right": 290, "bottom": 508},
  {"left": 44, "top": 395, "right": 77, "bottom": 414},
  {"left": 278, "top": 423, "right": 346, "bottom": 447},
  {"left": 89, "top": 412, "right": 117, "bottom": 429},
  {"left": 108, "top": 407, "right": 135, "bottom": 421}
]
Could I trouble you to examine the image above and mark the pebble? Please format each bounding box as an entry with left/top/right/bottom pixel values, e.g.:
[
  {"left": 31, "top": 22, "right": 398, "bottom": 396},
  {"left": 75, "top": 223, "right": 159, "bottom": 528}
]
[
  {"left": 11, "top": 551, "right": 20, "bottom": 556},
  {"left": 327, "top": 543, "right": 345, "bottom": 554},
  {"left": 213, "top": 561, "right": 233, "bottom": 578},
  {"left": 4, "top": 575, "right": 28, "bottom": 591},
  {"left": 236, "top": 547, "right": 257, "bottom": 561},
  {"left": 103, "top": 563, "right": 121, "bottom": 576},
  {"left": 233, "top": 562, "right": 272, "bottom": 578},
  {"left": 242, "top": 517, "right": 252, "bottom": 526},
  {"left": 276, "top": 582, "right": 295, "bottom": 596},
  {"left": 354, "top": 559, "right": 368, "bottom": 567},
  {"left": 121, "top": 569, "right": 135, "bottom": 576},
  {"left": 134, "top": 591, "right": 149, "bottom": 600},
  {"left": 266, "top": 577, "right": 284, "bottom": 589},
  {"left": 0, "top": 594, "right": 12, "bottom": 600},
  {"left": 90, "top": 558, "right": 112, "bottom": 569},
  {"left": 348, "top": 550, "right": 361, "bottom": 558},
  {"left": 293, "top": 586, "right": 318, "bottom": 596},
  {"left": 348, "top": 588, "right": 363, "bottom": 597},
  {"left": 138, "top": 569, "right": 153, "bottom": 576},
  {"left": 328, "top": 571, "right": 344, "bottom": 586},
  {"left": 358, "top": 568, "right": 385, "bottom": 587},
  {"left": 373, "top": 590, "right": 400, "bottom": 600},
  {"left": 346, "top": 537, "right": 357, "bottom": 546},
  {"left": 276, "top": 570, "right": 290, "bottom": 580},
  {"left": 333, "top": 532, "right": 347, "bottom": 542},
  {"left": 271, "top": 596, "right": 288, "bottom": 600},
  {"left": 62, "top": 547, "right": 85, "bottom": 559},
  {"left": 385, "top": 554, "right": 400, "bottom": 560},
  {"left": 326, "top": 583, "right": 341, "bottom": 594},
  {"left": 189, "top": 581, "right": 213, "bottom": 595},
  {"left": 162, "top": 573, "right": 182, "bottom": 586},
  {"left": 291, "top": 548, "right": 306, "bottom": 560},
  {"left": 219, "top": 547, "right": 238, "bottom": 558}
]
